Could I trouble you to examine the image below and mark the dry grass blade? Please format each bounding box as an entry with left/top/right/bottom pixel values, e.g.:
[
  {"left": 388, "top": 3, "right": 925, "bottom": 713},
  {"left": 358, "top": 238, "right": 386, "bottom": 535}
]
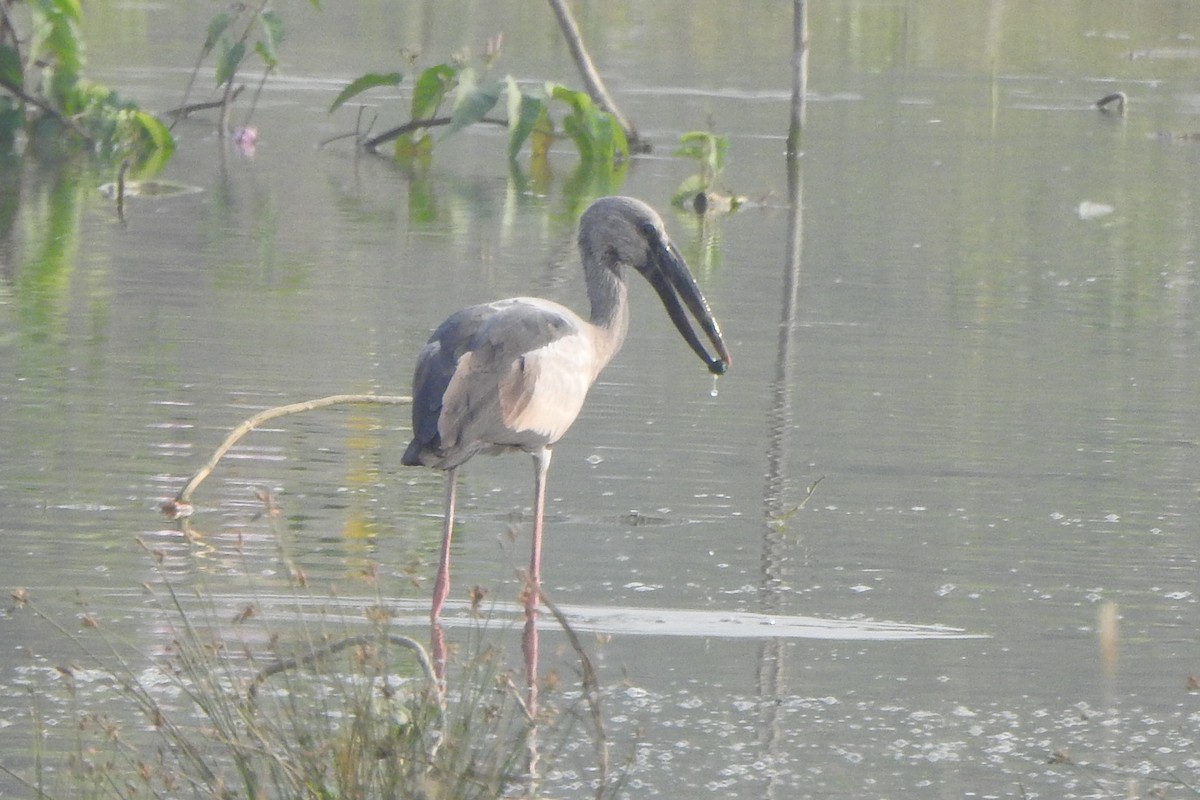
[{"left": 539, "top": 589, "right": 610, "bottom": 789}]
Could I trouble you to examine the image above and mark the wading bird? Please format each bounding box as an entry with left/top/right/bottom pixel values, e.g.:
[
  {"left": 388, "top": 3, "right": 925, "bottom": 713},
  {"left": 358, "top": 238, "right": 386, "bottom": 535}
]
[{"left": 402, "top": 196, "right": 731, "bottom": 637}]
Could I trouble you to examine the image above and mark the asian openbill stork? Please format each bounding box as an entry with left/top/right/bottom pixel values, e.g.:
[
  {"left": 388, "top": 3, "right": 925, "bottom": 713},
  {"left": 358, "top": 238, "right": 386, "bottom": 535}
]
[{"left": 402, "top": 196, "right": 730, "bottom": 643}]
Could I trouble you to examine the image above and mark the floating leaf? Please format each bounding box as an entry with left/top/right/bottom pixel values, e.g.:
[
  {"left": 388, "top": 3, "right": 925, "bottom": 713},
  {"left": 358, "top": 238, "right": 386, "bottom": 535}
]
[{"left": 329, "top": 71, "right": 403, "bottom": 113}]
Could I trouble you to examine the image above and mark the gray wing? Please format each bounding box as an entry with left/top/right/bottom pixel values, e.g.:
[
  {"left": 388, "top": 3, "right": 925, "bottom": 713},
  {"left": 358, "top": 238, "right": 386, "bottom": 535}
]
[{"left": 402, "top": 299, "right": 580, "bottom": 468}]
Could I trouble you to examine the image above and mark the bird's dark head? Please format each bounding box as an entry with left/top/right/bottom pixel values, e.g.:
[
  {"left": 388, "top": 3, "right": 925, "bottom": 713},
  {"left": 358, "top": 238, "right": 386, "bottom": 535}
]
[{"left": 579, "top": 196, "right": 731, "bottom": 375}]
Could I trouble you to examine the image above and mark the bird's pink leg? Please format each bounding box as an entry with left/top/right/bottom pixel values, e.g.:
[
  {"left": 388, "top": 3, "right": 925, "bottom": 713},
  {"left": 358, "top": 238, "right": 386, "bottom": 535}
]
[
  {"left": 529, "top": 449, "right": 551, "bottom": 593},
  {"left": 431, "top": 466, "right": 458, "bottom": 681},
  {"left": 523, "top": 448, "right": 552, "bottom": 719}
]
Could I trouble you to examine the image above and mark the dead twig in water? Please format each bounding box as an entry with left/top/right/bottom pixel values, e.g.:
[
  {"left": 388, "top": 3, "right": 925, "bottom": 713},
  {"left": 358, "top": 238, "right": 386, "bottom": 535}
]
[
  {"left": 167, "top": 393, "right": 412, "bottom": 513},
  {"left": 358, "top": 115, "right": 508, "bottom": 154},
  {"left": 165, "top": 84, "right": 246, "bottom": 120},
  {"left": 1095, "top": 91, "right": 1126, "bottom": 115}
]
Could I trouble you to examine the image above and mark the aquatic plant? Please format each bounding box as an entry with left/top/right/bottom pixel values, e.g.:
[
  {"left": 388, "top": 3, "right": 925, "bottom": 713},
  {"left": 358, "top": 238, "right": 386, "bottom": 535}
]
[
  {"left": 170, "top": 0, "right": 318, "bottom": 139},
  {"left": 7, "top": 549, "right": 527, "bottom": 798},
  {"left": 671, "top": 131, "right": 744, "bottom": 214},
  {"left": 6, "top": 528, "right": 620, "bottom": 798},
  {"left": 329, "top": 46, "right": 630, "bottom": 180},
  {"left": 0, "top": 0, "right": 173, "bottom": 170}
]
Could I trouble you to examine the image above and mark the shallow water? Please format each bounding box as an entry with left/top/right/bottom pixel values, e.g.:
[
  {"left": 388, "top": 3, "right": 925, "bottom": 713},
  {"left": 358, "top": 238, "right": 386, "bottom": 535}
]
[{"left": 2, "top": 1, "right": 1199, "bottom": 796}]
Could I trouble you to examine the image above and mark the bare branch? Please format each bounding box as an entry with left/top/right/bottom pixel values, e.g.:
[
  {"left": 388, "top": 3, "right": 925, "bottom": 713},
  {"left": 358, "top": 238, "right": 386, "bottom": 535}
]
[
  {"left": 546, "top": 0, "right": 646, "bottom": 152},
  {"left": 171, "top": 393, "right": 412, "bottom": 508}
]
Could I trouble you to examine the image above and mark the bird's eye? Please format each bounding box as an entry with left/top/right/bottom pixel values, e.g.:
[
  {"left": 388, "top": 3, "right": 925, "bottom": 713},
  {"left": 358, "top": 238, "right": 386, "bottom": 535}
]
[{"left": 639, "top": 221, "right": 658, "bottom": 239}]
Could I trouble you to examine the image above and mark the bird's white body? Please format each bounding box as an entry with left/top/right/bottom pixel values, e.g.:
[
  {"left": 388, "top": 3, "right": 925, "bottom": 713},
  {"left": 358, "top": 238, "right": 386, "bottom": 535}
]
[
  {"left": 410, "top": 295, "right": 620, "bottom": 469},
  {"left": 474, "top": 298, "right": 604, "bottom": 442}
]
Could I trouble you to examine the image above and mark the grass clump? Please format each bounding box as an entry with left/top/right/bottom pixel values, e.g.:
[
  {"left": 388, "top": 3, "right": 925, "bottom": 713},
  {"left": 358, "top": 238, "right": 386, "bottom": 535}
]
[{"left": 6, "top": 522, "right": 612, "bottom": 799}]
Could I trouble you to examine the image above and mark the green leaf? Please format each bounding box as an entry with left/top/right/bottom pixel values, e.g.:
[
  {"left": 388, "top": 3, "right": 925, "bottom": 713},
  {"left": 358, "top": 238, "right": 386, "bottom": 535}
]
[
  {"left": 443, "top": 68, "right": 501, "bottom": 139},
  {"left": 545, "top": 82, "right": 629, "bottom": 166},
  {"left": 411, "top": 64, "right": 457, "bottom": 120},
  {"left": 254, "top": 41, "right": 276, "bottom": 71},
  {"left": 31, "top": 0, "right": 83, "bottom": 84},
  {"left": 0, "top": 45, "right": 22, "bottom": 90},
  {"left": 554, "top": 83, "right": 604, "bottom": 160},
  {"left": 329, "top": 71, "right": 403, "bottom": 113},
  {"left": 594, "top": 110, "right": 628, "bottom": 165},
  {"left": 547, "top": 82, "right": 592, "bottom": 114},
  {"left": 257, "top": 10, "right": 284, "bottom": 66},
  {"left": 547, "top": 83, "right": 596, "bottom": 159},
  {"left": 216, "top": 40, "right": 245, "bottom": 87},
  {"left": 673, "top": 132, "right": 708, "bottom": 160},
  {"left": 562, "top": 115, "right": 594, "bottom": 161},
  {"left": 132, "top": 110, "right": 174, "bottom": 153},
  {"left": 204, "top": 13, "right": 233, "bottom": 54},
  {"left": 674, "top": 131, "right": 728, "bottom": 185},
  {"left": 57, "top": 0, "right": 83, "bottom": 22},
  {"left": 505, "top": 76, "right": 546, "bottom": 160},
  {"left": 130, "top": 111, "right": 175, "bottom": 174}
]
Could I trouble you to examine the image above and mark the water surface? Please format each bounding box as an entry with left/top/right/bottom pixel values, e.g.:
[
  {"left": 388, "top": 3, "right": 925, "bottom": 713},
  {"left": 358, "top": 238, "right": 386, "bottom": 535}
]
[{"left": 2, "top": 2, "right": 1198, "bottom": 797}]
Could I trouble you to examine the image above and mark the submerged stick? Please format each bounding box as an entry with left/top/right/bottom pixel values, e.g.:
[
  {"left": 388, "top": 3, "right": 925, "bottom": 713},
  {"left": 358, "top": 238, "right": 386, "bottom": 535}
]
[
  {"left": 1095, "top": 91, "right": 1127, "bottom": 115},
  {"left": 168, "top": 393, "right": 411, "bottom": 512},
  {"left": 115, "top": 160, "right": 130, "bottom": 224}
]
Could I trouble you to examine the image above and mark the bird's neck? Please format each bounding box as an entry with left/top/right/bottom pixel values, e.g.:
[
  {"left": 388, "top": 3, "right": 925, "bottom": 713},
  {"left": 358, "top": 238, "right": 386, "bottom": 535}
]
[{"left": 586, "top": 267, "right": 630, "bottom": 373}]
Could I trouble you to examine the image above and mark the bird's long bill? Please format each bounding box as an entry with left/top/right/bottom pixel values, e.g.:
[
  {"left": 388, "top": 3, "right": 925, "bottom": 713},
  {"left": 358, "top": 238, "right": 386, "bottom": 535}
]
[{"left": 647, "top": 240, "right": 732, "bottom": 375}]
